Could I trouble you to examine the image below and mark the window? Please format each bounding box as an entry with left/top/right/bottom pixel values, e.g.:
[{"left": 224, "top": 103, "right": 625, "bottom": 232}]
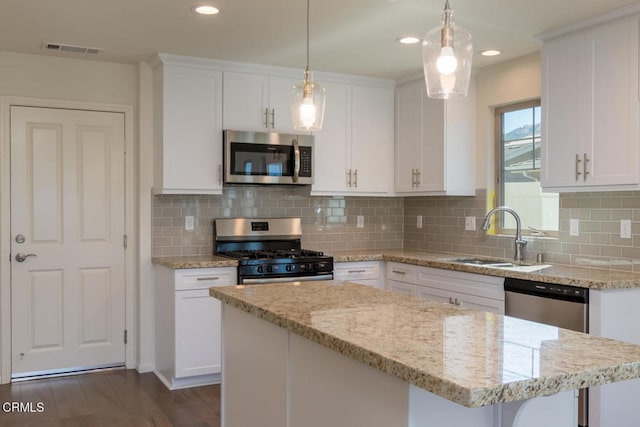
[{"left": 494, "top": 100, "right": 558, "bottom": 235}]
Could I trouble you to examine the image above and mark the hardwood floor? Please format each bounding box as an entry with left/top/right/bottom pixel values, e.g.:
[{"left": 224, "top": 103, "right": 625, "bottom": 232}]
[{"left": 0, "top": 369, "right": 221, "bottom": 426}]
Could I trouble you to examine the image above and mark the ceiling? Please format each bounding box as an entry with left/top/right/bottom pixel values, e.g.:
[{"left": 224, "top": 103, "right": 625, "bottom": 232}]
[{"left": 0, "top": 0, "right": 638, "bottom": 79}]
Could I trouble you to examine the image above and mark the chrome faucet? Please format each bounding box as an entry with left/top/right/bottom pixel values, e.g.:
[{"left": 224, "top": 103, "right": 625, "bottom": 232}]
[{"left": 480, "top": 206, "right": 527, "bottom": 262}]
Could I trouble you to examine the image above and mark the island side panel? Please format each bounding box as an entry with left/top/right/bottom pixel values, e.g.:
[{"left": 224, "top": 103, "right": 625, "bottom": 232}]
[
  {"left": 221, "top": 305, "right": 288, "bottom": 427},
  {"left": 289, "top": 333, "right": 409, "bottom": 427},
  {"left": 589, "top": 288, "right": 640, "bottom": 427}
]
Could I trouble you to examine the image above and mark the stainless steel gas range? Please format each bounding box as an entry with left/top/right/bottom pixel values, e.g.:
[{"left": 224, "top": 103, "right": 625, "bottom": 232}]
[{"left": 214, "top": 217, "right": 333, "bottom": 284}]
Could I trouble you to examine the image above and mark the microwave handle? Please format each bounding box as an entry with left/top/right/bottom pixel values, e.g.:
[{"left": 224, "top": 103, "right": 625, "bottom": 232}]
[{"left": 292, "top": 138, "right": 300, "bottom": 183}]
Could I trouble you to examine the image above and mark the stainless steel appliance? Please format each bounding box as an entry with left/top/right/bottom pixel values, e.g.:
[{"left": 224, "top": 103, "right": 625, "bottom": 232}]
[
  {"left": 505, "top": 277, "right": 589, "bottom": 427},
  {"left": 223, "top": 130, "right": 313, "bottom": 185},
  {"left": 214, "top": 217, "right": 332, "bottom": 284}
]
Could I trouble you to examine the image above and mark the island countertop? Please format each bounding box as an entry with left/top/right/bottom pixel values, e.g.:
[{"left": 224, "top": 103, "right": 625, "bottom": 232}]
[{"left": 209, "top": 280, "right": 640, "bottom": 408}]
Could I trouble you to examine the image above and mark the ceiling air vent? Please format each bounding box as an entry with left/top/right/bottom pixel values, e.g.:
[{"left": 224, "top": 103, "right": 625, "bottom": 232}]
[{"left": 44, "top": 42, "right": 103, "bottom": 55}]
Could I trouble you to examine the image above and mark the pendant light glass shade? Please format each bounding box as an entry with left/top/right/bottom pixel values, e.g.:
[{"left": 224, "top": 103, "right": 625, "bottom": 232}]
[
  {"left": 291, "top": 68, "right": 326, "bottom": 131},
  {"left": 291, "top": 0, "right": 326, "bottom": 131},
  {"left": 422, "top": 0, "right": 473, "bottom": 99}
]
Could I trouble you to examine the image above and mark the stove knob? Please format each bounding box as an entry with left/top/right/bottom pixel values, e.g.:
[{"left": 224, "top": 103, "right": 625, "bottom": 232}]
[
  {"left": 286, "top": 264, "right": 294, "bottom": 272},
  {"left": 266, "top": 265, "right": 273, "bottom": 273},
  {"left": 257, "top": 266, "right": 264, "bottom": 274}
]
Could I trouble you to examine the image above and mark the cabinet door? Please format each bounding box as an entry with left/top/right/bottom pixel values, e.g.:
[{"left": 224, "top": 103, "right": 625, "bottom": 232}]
[
  {"left": 387, "top": 280, "right": 416, "bottom": 296},
  {"left": 268, "top": 76, "right": 299, "bottom": 133},
  {"left": 395, "top": 80, "right": 424, "bottom": 193},
  {"left": 415, "top": 285, "right": 451, "bottom": 305},
  {"left": 175, "top": 289, "right": 222, "bottom": 378},
  {"left": 419, "top": 95, "right": 446, "bottom": 192},
  {"left": 312, "top": 82, "right": 351, "bottom": 194},
  {"left": 351, "top": 85, "right": 394, "bottom": 194},
  {"left": 588, "top": 18, "right": 640, "bottom": 186},
  {"left": 456, "top": 293, "right": 504, "bottom": 314},
  {"left": 541, "top": 33, "right": 586, "bottom": 188},
  {"left": 223, "top": 72, "right": 269, "bottom": 131},
  {"left": 156, "top": 64, "right": 223, "bottom": 194}
]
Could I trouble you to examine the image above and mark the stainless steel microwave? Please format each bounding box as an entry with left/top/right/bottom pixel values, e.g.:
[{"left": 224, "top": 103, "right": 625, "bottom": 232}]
[{"left": 223, "top": 130, "right": 314, "bottom": 185}]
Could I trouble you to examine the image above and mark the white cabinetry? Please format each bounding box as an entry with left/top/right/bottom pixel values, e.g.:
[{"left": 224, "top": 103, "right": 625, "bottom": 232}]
[
  {"left": 223, "top": 71, "right": 299, "bottom": 133},
  {"left": 154, "top": 265, "right": 236, "bottom": 389},
  {"left": 152, "top": 54, "right": 223, "bottom": 194},
  {"left": 541, "top": 16, "right": 640, "bottom": 191},
  {"left": 386, "top": 262, "right": 505, "bottom": 314},
  {"left": 312, "top": 83, "right": 394, "bottom": 196},
  {"left": 333, "top": 261, "right": 383, "bottom": 289},
  {"left": 394, "top": 78, "right": 476, "bottom": 195}
]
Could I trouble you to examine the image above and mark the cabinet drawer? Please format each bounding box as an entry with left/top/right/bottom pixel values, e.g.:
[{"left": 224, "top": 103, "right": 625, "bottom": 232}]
[
  {"left": 174, "top": 267, "right": 237, "bottom": 291},
  {"left": 334, "top": 262, "right": 380, "bottom": 281},
  {"left": 387, "top": 280, "right": 416, "bottom": 296},
  {"left": 415, "top": 266, "right": 504, "bottom": 301},
  {"left": 386, "top": 262, "right": 416, "bottom": 284}
]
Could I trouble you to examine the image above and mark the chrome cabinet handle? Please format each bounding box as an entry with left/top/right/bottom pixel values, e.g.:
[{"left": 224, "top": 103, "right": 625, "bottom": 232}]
[
  {"left": 448, "top": 297, "right": 454, "bottom": 304},
  {"left": 411, "top": 169, "right": 416, "bottom": 187},
  {"left": 347, "top": 169, "right": 352, "bottom": 187},
  {"left": 264, "top": 108, "right": 269, "bottom": 128},
  {"left": 353, "top": 169, "right": 358, "bottom": 188},
  {"left": 196, "top": 276, "right": 220, "bottom": 281},
  {"left": 415, "top": 169, "right": 421, "bottom": 186},
  {"left": 15, "top": 253, "right": 37, "bottom": 263},
  {"left": 583, "top": 153, "right": 589, "bottom": 180},
  {"left": 347, "top": 270, "right": 366, "bottom": 274},
  {"left": 575, "top": 154, "right": 582, "bottom": 181},
  {"left": 217, "top": 164, "right": 222, "bottom": 185},
  {"left": 292, "top": 139, "right": 300, "bottom": 183},
  {"left": 270, "top": 109, "right": 275, "bottom": 128},
  {"left": 391, "top": 270, "right": 406, "bottom": 275}
]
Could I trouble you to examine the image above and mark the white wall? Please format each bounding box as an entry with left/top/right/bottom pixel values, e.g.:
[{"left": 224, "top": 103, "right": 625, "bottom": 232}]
[{"left": 474, "top": 53, "right": 542, "bottom": 191}]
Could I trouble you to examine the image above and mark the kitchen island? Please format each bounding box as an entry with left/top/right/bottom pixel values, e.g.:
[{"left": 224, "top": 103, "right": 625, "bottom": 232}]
[{"left": 209, "top": 280, "right": 640, "bottom": 427}]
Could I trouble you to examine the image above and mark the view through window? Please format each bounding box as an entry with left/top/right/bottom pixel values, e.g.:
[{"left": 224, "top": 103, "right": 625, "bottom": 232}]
[{"left": 496, "top": 100, "right": 558, "bottom": 234}]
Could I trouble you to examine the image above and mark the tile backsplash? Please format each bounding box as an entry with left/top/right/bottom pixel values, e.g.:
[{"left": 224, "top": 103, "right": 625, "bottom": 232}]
[
  {"left": 152, "top": 186, "right": 404, "bottom": 257},
  {"left": 405, "top": 190, "right": 640, "bottom": 272},
  {"left": 153, "top": 186, "right": 640, "bottom": 272}
]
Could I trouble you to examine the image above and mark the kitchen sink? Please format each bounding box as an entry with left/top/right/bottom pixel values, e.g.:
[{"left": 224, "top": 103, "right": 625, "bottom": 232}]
[{"left": 448, "top": 257, "right": 552, "bottom": 272}]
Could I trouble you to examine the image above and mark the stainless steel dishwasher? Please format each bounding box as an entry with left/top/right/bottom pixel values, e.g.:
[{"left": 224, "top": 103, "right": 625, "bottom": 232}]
[{"left": 504, "top": 277, "right": 589, "bottom": 427}]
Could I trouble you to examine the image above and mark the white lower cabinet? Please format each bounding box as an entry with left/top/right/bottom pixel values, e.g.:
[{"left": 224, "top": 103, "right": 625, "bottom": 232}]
[
  {"left": 154, "top": 265, "right": 236, "bottom": 389},
  {"left": 333, "top": 261, "right": 383, "bottom": 288},
  {"left": 386, "top": 262, "right": 505, "bottom": 314}
]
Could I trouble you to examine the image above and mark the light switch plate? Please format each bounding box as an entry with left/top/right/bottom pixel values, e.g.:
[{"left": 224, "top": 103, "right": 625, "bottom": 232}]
[
  {"left": 357, "top": 215, "right": 364, "bottom": 228},
  {"left": 465, "top": 216, "right": 476, "bottom": 231},
  {"left": 185, "top": 216, "right": 195, "bottom": 231},
  {"left": 569, "top": 219, "right": 579, "bottom": 236},
  {"left": 621, "top": 219, "right": 632, "bottom": 239}
]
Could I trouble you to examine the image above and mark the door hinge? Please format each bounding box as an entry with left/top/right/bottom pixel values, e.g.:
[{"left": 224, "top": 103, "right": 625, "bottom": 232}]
[
  {"left": 123, "top": 234, "right": 128, "bottom": 250},
  {"left": 124, "top": 330, "right": 128, "bottom": 345}
]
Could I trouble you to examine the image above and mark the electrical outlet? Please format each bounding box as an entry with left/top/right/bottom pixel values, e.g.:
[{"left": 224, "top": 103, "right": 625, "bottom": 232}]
[
  {"left": 185, "top": 216, "right": 195, "bottom": 231},
  {"left": 357, "top": 215, "right": 364, "bottom": 228},
  {"left": 417, "top": 215, "right": 423, "bottom": 229},
  {"left": 621, "top": 219, "right": 632, "bottom": 239},
  {"left": 465, "top": 216, "right": 476, "bottom": 231},
  {"left": 569, "top": 219, "right": 579, "bottom": 236}
]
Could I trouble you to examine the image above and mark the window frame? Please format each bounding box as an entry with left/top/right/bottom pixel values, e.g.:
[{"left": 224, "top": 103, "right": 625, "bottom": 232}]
[{"left": 493, "top": 99, "right": 558, "bottom": 238}]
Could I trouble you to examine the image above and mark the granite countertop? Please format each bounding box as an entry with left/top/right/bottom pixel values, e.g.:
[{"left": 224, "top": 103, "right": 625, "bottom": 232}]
[
  {"left": 209, "top": 280, "right": 640, "bottom": 408},
  {"left": 153, "top": 249, "right": 640, "bottom": 289}
]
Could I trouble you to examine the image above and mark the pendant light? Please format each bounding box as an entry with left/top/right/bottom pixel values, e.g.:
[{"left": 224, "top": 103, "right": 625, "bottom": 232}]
[
  {"left": 422, "top": 0, "right": 473, "bottom": 99},
  {"left": 291, "top": 0, "right": 326, "bottom": 131}
]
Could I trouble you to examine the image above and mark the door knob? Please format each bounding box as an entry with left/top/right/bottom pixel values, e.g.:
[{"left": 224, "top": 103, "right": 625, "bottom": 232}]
[{"left": 15, "top": 253, "right": 37, "bottom": 262}]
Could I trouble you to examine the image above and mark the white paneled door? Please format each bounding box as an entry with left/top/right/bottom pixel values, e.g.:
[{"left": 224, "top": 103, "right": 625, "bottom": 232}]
[{"left": 10, "top": 106, "right": 126, "bottom": 378}]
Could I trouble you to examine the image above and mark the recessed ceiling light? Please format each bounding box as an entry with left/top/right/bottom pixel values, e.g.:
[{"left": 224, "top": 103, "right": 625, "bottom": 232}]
[
  {"left": 193, "top": 5, "right": 219, "bottom": 15},
  {"left": 480, "top": 49, "right": 501, "bottom": 57},
  {"left": 396, "top": 36, "right": 422, "bottom": 45}
]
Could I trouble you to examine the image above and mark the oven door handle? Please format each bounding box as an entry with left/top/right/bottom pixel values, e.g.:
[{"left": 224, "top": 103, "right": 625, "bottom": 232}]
[
  {"left": 242, "top": 274, "right": 333, "bottom": 285},
  {"left": 292, "top": 138, "right": 300, "bottom": 183}
]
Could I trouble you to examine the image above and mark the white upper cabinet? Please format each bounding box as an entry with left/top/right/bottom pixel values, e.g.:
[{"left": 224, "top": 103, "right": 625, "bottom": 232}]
[
  {"left": 223, "top": 71, "right": 299, "bottom": 133},
  {"left": 312, "top": 83, "right": 394, "bottom": 196},
  {"left": 541, "top": 16, "right": 640, "bottom": 191},
  {"left": 152, "top": 54, "right": 224, "bottom": 195},
  {"left": 394, "top": 78, "right": 476, "bottom": 195}
]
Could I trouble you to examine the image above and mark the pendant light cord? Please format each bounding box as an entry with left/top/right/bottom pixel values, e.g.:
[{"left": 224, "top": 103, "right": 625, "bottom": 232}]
[{"left": 306, "top": 0, "right": 310, "bottom": 71}]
